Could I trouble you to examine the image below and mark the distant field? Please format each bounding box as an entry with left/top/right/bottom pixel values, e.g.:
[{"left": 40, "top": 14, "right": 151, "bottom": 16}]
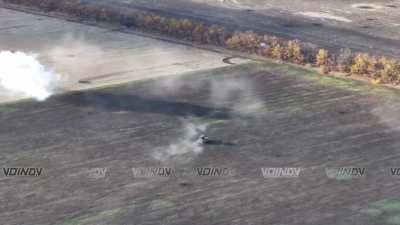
[{"left": 96, "top": 0, "right": 400, "bottom": 58}]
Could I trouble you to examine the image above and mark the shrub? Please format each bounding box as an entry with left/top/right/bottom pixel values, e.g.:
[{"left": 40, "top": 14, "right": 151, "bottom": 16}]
[
  {"left": 366, "top": 56, "right": 381, "bottom": 77},
  {"left": 271, "top": 44, "right": 284, "bottom": 60},
  {"left": 180, "top": 19, "right": 194, "bottom": 38},
  {"left": 225, "top": 34, "right": 240, "bottom": 49},
  {"left": 143, "top": 14, "right": 162, "bottom": 31},
  {"left": 265, "top": 36, "right": 283, "bottom": 60},
  {"left": 181, "top": 19, "right": 194, "bottom": 31},
  {"left": 266, "top": 36, "right": 280, "bottom": 48},
  {"left": 216, "top": 27, "right": 227, "bottom": 46},
  {"left": 287, "top": 40, "right": 305, "bottom": 64},
  {"left": 351, "top": 53, "right": 370, "bottom": 75},
  {"left": 336, "top": 48, "right": 353, "bottom": 73},
  {"left": 244, "top": 31, "right": 261, "bottom": 52},
  {"left": 316, "top": 49, "right": 329, "bottom": 67},
  {"left": 192, "top": 24, "right": 206, "bottom": 43},
  {"left": 225, "top": 31, "right": 261, "bottom": 52},
  {"left": 379, "top": 57, "right": 400, "bottom": 83},
  {"left": 300, "top": 43, "right": 318, "bottom": 64},
  {"left": 156, "top": 17, "right": 168, "bottom": 33},
  {"left": 205, "top": 25, "right": 223, "bottom": 45},
  {"left": 94, "top": 7, "right": 122, "bottom": 22},
  {"left": 258, "top": 40, "right": 271, "bottom": 57},
  {"left": 167, "top": 18, "right": 182, "bottom": 35}
]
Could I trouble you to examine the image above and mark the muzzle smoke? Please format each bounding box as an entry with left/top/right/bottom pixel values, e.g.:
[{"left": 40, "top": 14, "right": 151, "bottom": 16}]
[
  {"left": 0, "top": 51, "right": 61, "bottom": 101},
  {"left": 152, "top": 121, "right": 208, "bottom": 161}
]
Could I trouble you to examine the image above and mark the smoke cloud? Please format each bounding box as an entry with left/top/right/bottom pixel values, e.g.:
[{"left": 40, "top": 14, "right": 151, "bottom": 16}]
[
  {"left": 152, "top": 121, "right": 208, "bottom": 162},
  {"left": 151, "top": 74, "right": 266, "bottom": 117},
  {"left": 371, "top": 101, "right": 400, "bottom": 131},
  {"left": 150, "top": 72, "right": 266, "bottom": 162},
  {"left": 210, "top": 78, "right": 266, "bottom": 117},
  {"left": 0, "top": 51, "right": 61, "bottom": 101}
]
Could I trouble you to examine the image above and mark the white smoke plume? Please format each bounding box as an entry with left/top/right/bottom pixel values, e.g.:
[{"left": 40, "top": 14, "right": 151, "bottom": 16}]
[
  {"left": 371, "top": 101, "right": 400, "bottom": 131},
  {"left": 151, "top": 75, "right": 266, "bottom": 117},
  {"left": 150, "top": 75, "right": 266, "bottom": 161},
  {"left": 0, "top": 51, "right": 61, "bottom": 101},
  {"left": 152, "top": 121, "right": 208, "bottom": 162},
  {"left": 210, "top": 78, "right": 266, "bottom": 117}
]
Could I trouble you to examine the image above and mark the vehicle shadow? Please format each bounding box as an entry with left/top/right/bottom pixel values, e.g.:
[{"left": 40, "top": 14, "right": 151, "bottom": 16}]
[{"left": 203, "top": 139, "right": 236, "bottom": 146}]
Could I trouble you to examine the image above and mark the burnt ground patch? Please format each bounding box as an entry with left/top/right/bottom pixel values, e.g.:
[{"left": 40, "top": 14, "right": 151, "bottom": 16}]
[
  {"left": 1, "top": 64, "right": 400, "bottom": 225},
  {"left": 59, "top": 91, "right": 232, "bottom": 119}
]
